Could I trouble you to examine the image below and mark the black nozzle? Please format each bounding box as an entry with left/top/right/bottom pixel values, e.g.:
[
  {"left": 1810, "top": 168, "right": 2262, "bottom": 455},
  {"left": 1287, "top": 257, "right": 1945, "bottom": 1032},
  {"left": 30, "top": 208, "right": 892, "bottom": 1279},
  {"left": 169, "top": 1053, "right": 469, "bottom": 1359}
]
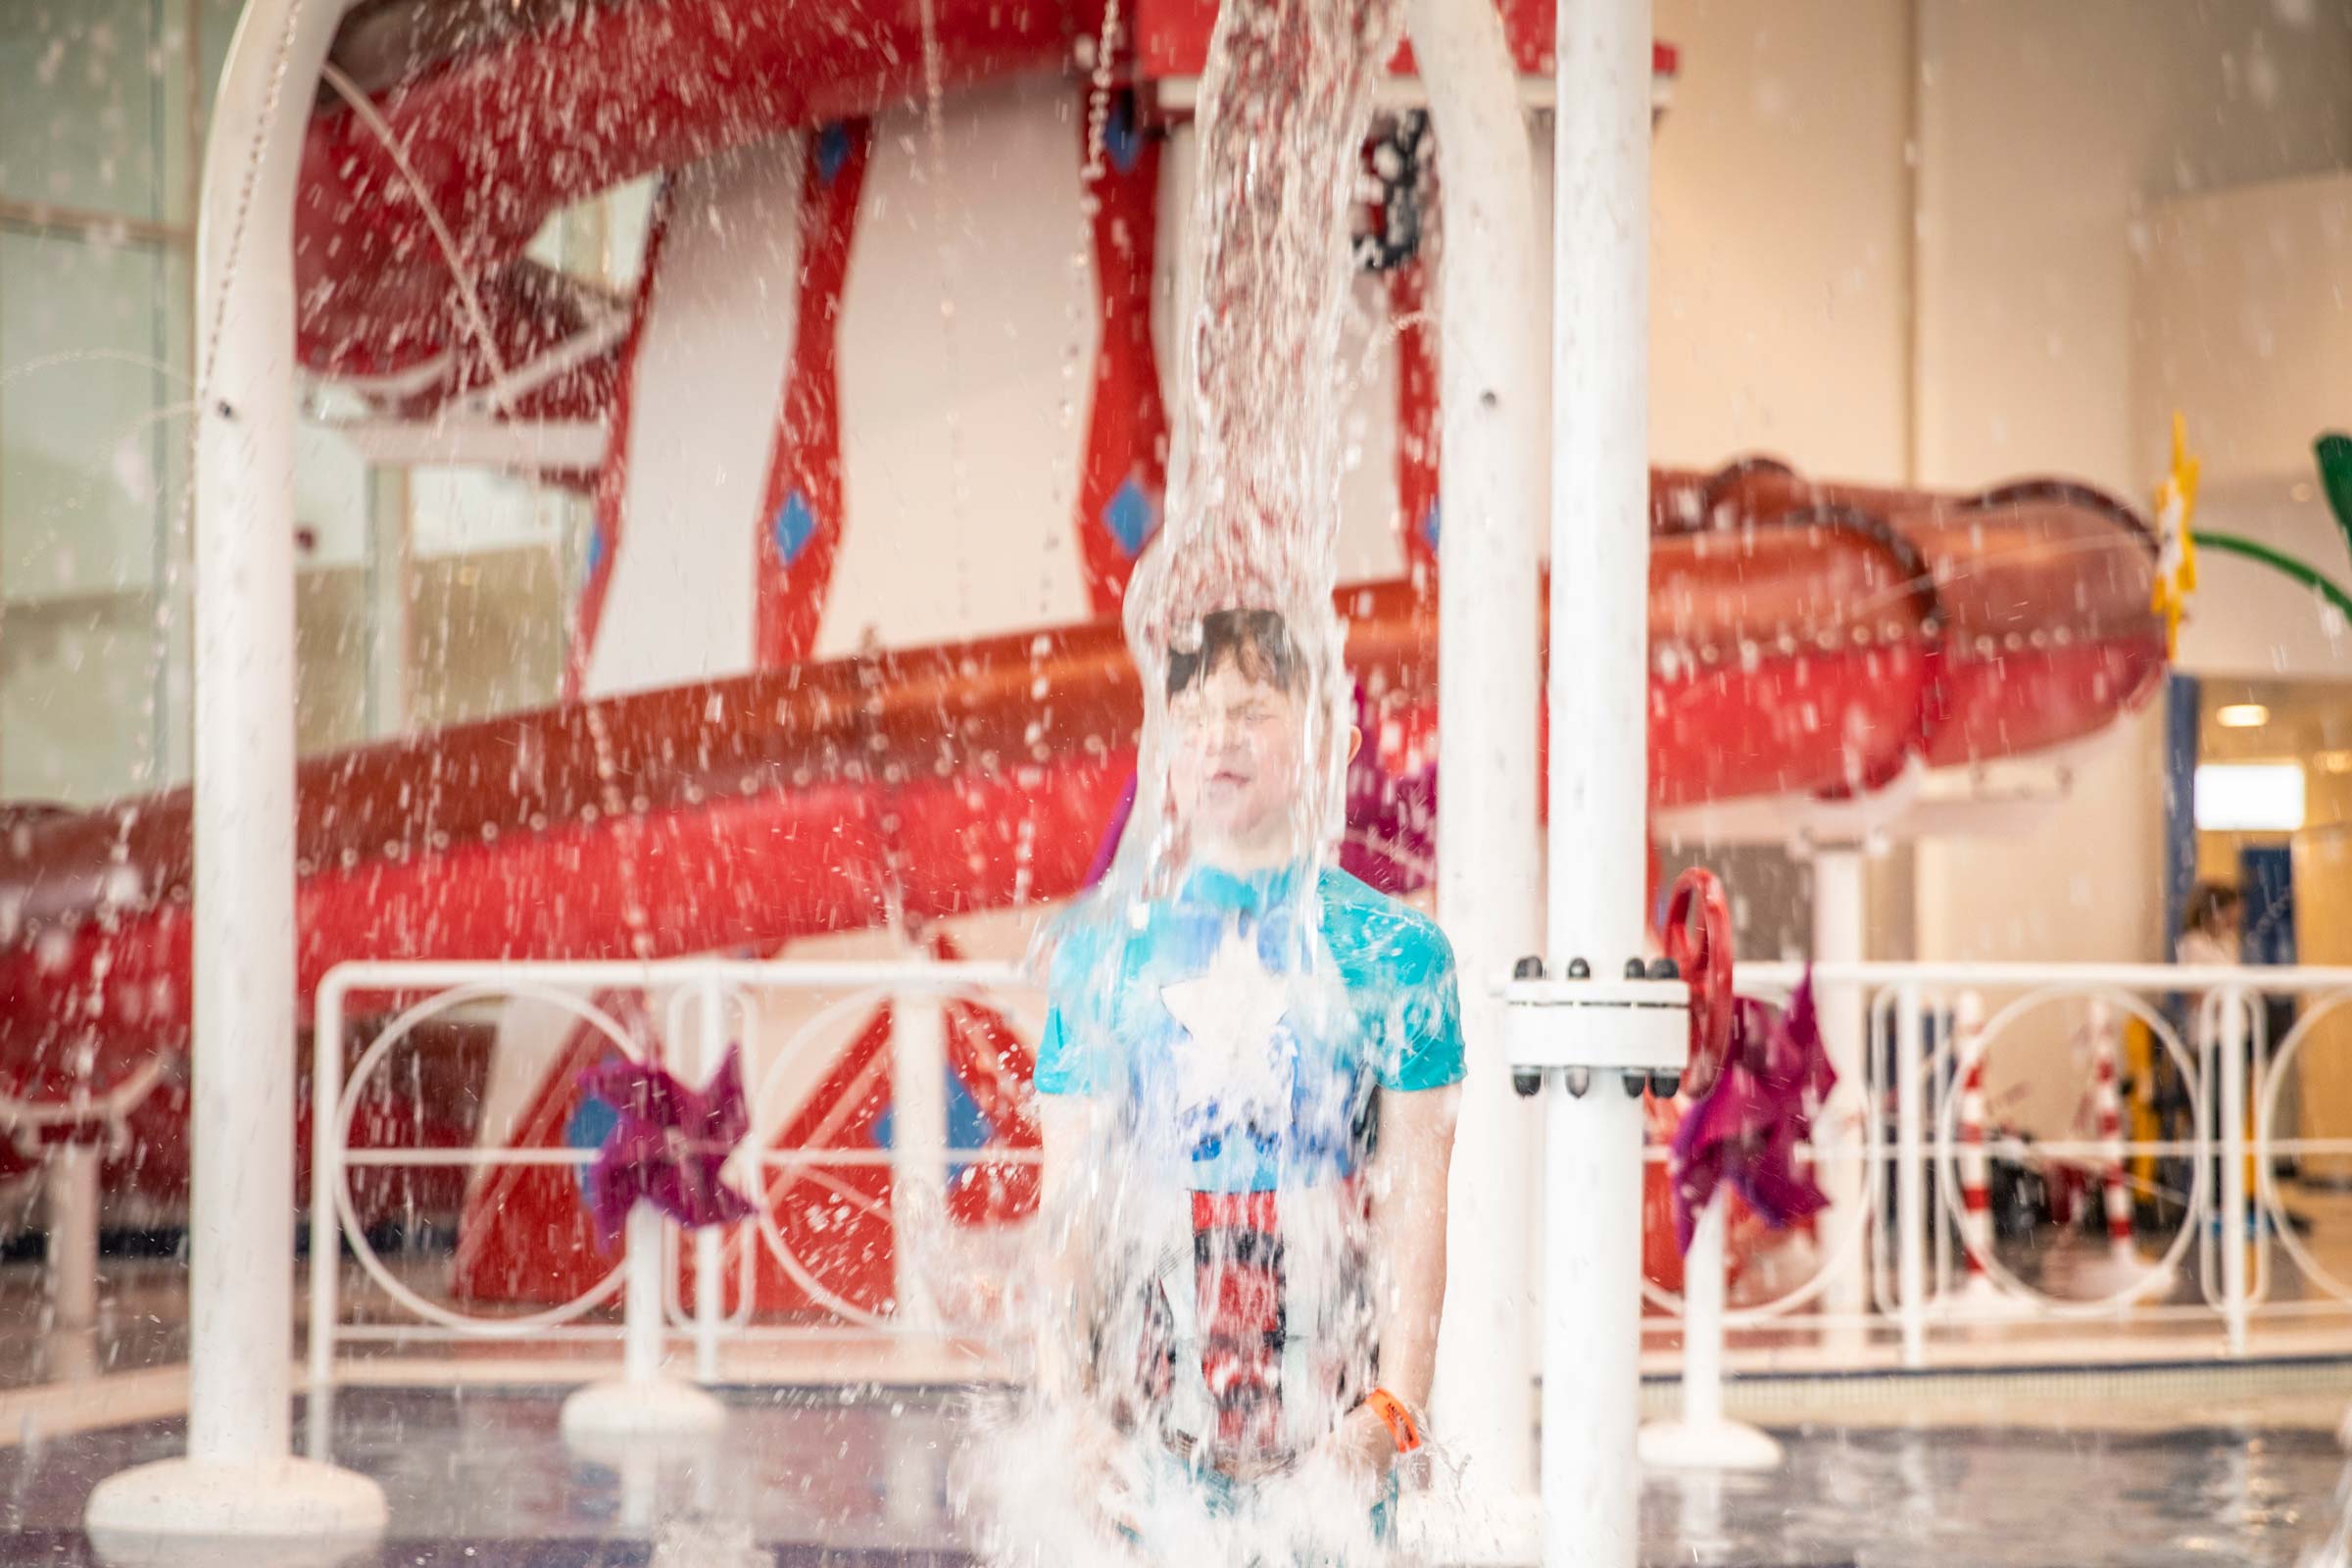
[
  {"left": 1511, "top": 1069, "right": 1543, "bottom": 1099},
  {"left": 1513, "top": 956, "right": 1545, "bottom": 981},
  {"left": 1648, "top": 956, "right": 1680, "bottom": 982},
  {"left": 1566, "top": 957, "right": 1592, "bottom": 980},
  {"left": 1623, "top": 957, "right": 1646, "bottom": 980},
  {"left": 1649, "top": 1071, "right": 1683, "bottom": 1099}
]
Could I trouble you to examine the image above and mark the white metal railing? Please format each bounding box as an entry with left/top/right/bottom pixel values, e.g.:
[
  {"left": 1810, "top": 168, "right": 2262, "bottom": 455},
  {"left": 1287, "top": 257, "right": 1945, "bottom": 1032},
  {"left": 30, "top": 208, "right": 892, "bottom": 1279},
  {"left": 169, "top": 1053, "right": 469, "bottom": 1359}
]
[
  {"left": 1655, "top": 960, "right": 2352, "bottom": 1375},
  {"left": 307, "top": 956, "right": 1040, "bottom": 1392},
  {"left": 307, "top": 956, "right": 2352, "bottom": 1393}
]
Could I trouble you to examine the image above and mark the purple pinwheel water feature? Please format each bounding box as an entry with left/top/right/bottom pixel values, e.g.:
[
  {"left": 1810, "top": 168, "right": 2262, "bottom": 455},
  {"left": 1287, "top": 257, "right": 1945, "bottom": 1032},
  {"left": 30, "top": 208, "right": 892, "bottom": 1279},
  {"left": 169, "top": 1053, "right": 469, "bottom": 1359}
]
[
  {"left": 1669, "top": 969, "right": 1838, "bottom": 1254},
  {"left": 579, "top": 1045, "right": 758, "bottom": 1251}
]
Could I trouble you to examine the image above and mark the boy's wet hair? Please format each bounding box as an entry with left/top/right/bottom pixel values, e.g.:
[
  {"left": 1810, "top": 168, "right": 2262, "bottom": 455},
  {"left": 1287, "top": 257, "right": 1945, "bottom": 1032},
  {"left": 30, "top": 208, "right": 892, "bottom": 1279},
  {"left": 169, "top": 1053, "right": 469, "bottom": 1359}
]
[{"left": 1165, "top": 608, "right": 1304, "bottom": 699}]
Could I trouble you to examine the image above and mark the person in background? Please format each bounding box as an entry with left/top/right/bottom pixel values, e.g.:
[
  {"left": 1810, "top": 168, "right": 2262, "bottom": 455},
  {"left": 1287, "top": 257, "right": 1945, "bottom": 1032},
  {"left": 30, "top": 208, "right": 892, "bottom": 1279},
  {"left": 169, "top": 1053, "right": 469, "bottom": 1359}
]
[
  {"left": 2176, "top": 882, "right": 2244, "bottom": 971},
  {"left": 2173, "top": 882, "right": 2308, "bottom": 1234}
]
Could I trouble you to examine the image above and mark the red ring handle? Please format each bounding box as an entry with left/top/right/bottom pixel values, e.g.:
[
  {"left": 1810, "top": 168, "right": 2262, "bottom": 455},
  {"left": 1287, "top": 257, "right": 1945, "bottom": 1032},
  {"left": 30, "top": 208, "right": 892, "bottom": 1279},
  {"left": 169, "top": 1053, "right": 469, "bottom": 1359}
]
[{"left": 1663, "top": 867, "right": 1736, "bottom": 1099}]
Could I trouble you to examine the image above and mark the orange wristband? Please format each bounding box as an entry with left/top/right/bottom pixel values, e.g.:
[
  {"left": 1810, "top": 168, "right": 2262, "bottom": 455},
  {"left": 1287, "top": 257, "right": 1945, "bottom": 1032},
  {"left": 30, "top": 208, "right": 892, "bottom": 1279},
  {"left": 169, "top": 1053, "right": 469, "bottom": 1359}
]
[{"left": 1363, "top": 1387, "right": 1422, "bottom": 1454}]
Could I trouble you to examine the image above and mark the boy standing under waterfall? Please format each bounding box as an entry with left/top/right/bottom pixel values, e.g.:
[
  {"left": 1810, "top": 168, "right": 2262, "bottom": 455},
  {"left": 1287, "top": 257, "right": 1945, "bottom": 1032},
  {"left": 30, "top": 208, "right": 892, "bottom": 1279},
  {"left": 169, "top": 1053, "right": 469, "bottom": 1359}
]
[{"left": 1033, "top": 608, "right": 1463, "bottom": 1561}]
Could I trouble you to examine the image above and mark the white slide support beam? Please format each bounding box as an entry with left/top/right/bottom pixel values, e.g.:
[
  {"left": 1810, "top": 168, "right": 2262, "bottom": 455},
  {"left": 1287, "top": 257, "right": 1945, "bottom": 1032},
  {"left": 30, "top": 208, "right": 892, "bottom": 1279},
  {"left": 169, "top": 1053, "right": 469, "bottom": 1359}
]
[
  {"left": 1405, "top": 0, "right": 1545, "bottom": 1552},
  {"left": 86, "top": 0, "right": 388, "bottom": 1541},
  {"left": 1544, "top": 0, "right": 1653, "bottom": 1563}
]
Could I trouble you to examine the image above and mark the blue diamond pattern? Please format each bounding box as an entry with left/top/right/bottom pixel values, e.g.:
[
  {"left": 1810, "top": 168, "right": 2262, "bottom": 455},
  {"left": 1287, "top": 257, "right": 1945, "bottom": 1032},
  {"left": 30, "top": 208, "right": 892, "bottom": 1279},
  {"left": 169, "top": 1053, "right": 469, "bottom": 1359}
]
[
  {"left": 773, "top": 490, "right": 819, "bottom": 566},
  {"left": 1105, "top": 96, "right": 1143, "bottom": 174},
  {"left": 584, "top": 524, "right": 607, "bottom": 576},
  {"left": 1103, "top": 474, "right": 1159, "bottom": 558},
  {"left": 816, "top": 122, "right": 853, "bottom": 184},
  {"left": 1419, "top": 500, "right": 1441, "bottom": 550},
  {"left": 564, "top": 1091, "right": 617, "bottom": 1202}
]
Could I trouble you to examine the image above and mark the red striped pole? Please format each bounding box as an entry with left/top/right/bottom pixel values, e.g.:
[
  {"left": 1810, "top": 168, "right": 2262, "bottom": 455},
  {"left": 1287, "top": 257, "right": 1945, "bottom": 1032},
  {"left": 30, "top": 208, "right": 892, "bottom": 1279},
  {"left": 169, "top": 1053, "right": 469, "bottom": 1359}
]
[
  {"left": 1941, "top": 992, "right": 2029, "bottom": 1317},
  {"left": 1953, "top": 994, "right": 1996, "bottom": 1280}
]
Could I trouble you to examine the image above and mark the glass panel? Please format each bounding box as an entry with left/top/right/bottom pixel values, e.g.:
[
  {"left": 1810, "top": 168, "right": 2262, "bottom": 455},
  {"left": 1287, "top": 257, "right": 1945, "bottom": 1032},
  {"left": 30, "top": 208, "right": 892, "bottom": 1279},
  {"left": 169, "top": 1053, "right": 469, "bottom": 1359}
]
[
  {"left": 0, "top": 0, "right": 174, "bottom": 222},
  {"left": 0, "top": 592, "right": 169, "bottom": 802},
  {"left": 0, "top": 229, "right": 182, "bottom": 601}
]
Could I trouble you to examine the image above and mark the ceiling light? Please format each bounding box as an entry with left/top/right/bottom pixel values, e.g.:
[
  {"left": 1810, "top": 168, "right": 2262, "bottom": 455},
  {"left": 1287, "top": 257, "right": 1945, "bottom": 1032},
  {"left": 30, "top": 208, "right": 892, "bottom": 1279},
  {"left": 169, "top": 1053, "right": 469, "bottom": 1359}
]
[
  {"left": 2321, "top": 750, "right": 2352, "bottom": 774},
  {"left": 2216, "top": 704, "right": 2270, "bottom": 728},
  {"left": 2196, "top": 763, "right": 2304, "bottom": 831}
]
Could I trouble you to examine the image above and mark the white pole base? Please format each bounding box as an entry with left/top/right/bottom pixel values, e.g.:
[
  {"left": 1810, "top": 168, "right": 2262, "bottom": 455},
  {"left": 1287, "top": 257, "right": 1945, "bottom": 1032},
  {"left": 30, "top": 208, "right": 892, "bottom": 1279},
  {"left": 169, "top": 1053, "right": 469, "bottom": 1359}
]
[
  {"left": 1638, "top": 1417, "right": 1783, "bottom": 1472},
  {"left": 560, "top": 1375, "right": 727, "bottom": 1442},
  {"left": 1935, "top": 1273, "right": 2035, "bottom": 1320},
  {"left": 84, "top": 1456, "right": 387, "bottom": 1548},
  {"left": 1397, "top": 1485, "right": 1542, "bottom": 1565}
]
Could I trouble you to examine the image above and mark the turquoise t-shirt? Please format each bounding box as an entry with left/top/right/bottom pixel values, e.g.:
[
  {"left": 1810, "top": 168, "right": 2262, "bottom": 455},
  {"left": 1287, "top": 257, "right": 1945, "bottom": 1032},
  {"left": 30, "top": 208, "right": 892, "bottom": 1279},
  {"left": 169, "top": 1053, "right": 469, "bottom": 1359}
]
[{"left": 1035, "top": 862, "right": 1466, "bottom": 1193}]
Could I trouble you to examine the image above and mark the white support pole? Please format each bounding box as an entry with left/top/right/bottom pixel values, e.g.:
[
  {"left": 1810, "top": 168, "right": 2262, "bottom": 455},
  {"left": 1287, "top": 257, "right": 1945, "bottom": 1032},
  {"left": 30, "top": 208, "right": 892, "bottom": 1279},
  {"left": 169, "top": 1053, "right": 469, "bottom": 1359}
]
[
  {"left": 85, "top": 0, "right": 387, "bottom": 1542},
  {"left": 624, "top": 1204, "right": 666, "bottom": 1386},
  {"left": 1893, "top": 982, "right": 1928, "bottom": 1368},
  {"left": 1404, "top": 0, "right": 1544, "bottom": 1549},
  {"left": 1547, "top": 0, "right": 1650, "bottom": 1559},
  {"left": 2219, "top": 988, "right": 2251, "bottom": 1356},
  {"left": 695, "top": 979, "right": 727, "bottom": 1383},
  {"left": 1807, "top": 843, "right": 1869, "bottom": 1350},
  {"left": 46, "top": 1140, "right": 102, "bottom": 1333},
  {"left": 890, "top": 960, "right": 949, "bottom": 1335},
  {"left": 1637, "top": 1197, "right": 1781, "bottom": 1471},
  {"left": 562, "top": 1023, "right": 727, "bottom": 1440},
  {"left": 306, "top": 981, "right": 346, "bottom": 1458}
]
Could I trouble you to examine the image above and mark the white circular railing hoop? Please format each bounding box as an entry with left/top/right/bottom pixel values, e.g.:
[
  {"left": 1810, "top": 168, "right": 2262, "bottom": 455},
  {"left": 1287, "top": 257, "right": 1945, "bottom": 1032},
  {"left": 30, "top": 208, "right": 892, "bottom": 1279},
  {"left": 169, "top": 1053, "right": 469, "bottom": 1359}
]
[
  {"left": 333, "top": 980, "right": 645, "bottom": 1334},
  {"left": 2259, "top": 989, "right": 2352, "bottom": 1303},
  {"left": 1932, "top": 984, "right": 2205, "bottom": 1318}
]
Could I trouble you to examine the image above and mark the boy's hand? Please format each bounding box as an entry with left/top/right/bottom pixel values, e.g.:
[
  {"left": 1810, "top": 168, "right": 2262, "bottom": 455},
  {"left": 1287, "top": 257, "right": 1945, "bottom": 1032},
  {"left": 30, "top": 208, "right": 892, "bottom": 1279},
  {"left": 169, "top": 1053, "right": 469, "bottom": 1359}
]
[{"left": 1308, "top": 1402, "right": 1396, "bottom": 1498}]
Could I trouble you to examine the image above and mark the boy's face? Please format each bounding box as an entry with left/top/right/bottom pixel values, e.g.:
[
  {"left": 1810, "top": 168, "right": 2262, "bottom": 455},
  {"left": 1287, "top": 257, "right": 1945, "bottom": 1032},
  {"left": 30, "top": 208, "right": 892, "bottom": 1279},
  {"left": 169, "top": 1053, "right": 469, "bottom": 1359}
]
[{"left": 1167, "top": 661, "right": 1306, "bottom": 858}]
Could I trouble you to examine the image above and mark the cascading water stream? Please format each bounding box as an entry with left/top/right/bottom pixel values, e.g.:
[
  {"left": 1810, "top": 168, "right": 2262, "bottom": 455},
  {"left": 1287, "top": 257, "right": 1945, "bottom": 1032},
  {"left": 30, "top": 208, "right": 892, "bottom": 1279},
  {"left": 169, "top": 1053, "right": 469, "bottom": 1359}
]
[{"left": 962, "top": 3, "right": 1419, "bottom": 1564}]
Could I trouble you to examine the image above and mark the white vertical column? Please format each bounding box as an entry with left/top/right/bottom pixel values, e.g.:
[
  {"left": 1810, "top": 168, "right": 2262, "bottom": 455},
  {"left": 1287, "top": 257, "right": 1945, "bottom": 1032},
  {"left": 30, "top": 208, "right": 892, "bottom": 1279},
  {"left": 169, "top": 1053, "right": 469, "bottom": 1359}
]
[
  {"left": 891, "top": 963, "right": 949, "bottom": 1334},
  {"left": 1808, "top": 843, "right": 1869, "bottom": 1349},
  {"left": 46, "top": 1141, "right": 102, "bottom": 1333},
  {"left": 85, "top": 0, "right": 386, "bottom": 1538},
  {"left": 621, "top": 1202, "right": 666, "bottom": 1386},
  {"left": 1406, "top": 0, "right": 1544, "bottom": 1539},
  {"left": 1548, "top": 0, "right": 1651, "bottom": 1560},
  {"left": 1635, "top": 1196, "right": 1780, "bottom": 1471},
  {"left": 1892, "top": 982, "right": 1928, "bottom": 1368},
  {"left": 2219, "top": 989, "right": 2250, "bottom": 1356},
  {"left": 695, "top": 979, "right": 727, "bottom": 1382}
]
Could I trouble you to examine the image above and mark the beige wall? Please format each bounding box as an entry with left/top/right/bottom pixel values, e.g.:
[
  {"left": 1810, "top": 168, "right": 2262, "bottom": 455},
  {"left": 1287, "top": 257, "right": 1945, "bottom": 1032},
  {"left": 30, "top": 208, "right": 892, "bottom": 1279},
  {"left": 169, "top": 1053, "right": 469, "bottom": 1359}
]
[
  {"left": 1912, "top": 0, "right": 2352, "bottom": 964},
  {"left": 1649, "top": 0, "right": 1911, "bottom": 479}
]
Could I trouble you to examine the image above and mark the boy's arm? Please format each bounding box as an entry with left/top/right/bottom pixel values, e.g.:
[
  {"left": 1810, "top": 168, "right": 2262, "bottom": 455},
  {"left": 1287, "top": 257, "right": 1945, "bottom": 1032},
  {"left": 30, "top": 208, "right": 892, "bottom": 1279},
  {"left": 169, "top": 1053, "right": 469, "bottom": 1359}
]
[
  {"left": 1363, "top": 1080, "right": 1461, "bottom": 1416},
  {"left": 1036, "top": 1095, "right": 1100, "bottom": 1404}
]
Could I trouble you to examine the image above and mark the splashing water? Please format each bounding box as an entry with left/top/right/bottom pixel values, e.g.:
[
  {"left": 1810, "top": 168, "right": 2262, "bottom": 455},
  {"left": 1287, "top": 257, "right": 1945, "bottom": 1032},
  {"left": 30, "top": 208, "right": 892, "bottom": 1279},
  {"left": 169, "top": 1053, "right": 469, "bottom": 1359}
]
[
  {"left": 1116, "top": 0, "right": 1409, "bottom": 890},
  {"left": 956, "top": 1, "right": 1423, "bottom": 1563}
]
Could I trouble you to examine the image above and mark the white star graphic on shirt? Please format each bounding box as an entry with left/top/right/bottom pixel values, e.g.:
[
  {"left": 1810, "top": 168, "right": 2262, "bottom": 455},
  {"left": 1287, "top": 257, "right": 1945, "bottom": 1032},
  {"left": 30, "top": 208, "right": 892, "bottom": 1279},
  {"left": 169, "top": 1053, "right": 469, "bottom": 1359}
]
[{"left": 1158, "top": 929, "right": 1293, "bottom": 1116}]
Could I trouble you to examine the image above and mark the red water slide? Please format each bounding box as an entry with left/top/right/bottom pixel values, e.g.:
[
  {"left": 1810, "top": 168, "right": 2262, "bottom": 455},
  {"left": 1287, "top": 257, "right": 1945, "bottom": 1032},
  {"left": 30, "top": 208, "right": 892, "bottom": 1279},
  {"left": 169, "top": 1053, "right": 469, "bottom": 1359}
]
[
  {"left": 0, "top": 462, "right": 2164, "bottom": 1195},
  {"left": 291, "top": 0, "right": 1632, "bottom": 400}
]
